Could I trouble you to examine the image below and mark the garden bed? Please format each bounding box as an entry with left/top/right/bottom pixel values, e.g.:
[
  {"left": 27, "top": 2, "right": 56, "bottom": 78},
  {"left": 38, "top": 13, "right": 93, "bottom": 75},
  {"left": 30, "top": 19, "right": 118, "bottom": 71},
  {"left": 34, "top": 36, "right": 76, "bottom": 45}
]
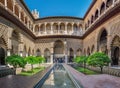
[
  {"left": 19, "top": 67, "right": 45, "bottom": 76},
  {"left": 74, "top": 67, "right": 99, "bottom": 75}
]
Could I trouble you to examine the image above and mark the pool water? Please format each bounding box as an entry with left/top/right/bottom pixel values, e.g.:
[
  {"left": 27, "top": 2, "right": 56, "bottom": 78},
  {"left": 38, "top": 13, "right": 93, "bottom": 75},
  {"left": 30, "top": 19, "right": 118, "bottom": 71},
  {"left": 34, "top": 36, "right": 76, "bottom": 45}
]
[{"left": 41, "top": 64, "right": 76, "bottom": 88}]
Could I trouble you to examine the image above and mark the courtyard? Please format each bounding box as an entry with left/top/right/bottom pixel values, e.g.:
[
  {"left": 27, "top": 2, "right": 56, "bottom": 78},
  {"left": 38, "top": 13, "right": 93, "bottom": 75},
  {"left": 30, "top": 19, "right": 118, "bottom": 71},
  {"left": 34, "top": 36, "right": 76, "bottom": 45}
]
[{"left": 0, "top": 0, "right": 120, "bottom": 88}]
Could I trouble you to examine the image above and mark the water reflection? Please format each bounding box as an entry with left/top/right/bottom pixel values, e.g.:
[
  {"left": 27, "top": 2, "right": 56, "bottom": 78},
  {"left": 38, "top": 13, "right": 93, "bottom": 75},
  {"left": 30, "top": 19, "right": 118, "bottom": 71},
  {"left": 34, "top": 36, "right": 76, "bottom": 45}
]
[{"left": 41, "top": 64, "right": 76, "bottom": 88}]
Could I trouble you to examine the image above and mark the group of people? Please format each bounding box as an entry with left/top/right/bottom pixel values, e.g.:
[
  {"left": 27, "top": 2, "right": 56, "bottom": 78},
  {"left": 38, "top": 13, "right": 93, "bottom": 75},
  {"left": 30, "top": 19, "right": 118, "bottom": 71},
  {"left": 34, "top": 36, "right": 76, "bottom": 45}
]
[{"left": 53, "top": 57, "right": 65, "bottom": 63}]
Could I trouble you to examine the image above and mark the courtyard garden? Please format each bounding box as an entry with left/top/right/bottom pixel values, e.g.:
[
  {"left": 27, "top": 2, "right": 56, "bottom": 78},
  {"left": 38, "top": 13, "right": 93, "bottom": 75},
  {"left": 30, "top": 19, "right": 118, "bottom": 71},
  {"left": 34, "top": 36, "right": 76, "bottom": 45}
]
[
  {"left": 73, "top": 52, "right": 111, "bottom": 75},
  {"left": 6, "top": 55, "right": 46, "bottom": 76}
]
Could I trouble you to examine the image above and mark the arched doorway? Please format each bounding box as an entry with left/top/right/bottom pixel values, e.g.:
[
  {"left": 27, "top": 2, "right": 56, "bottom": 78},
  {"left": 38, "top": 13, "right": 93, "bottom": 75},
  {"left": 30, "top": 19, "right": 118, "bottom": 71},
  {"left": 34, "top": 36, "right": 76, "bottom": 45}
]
[
  {"left": 11, "top": 30, "right": 20, "bottom": 55},
  {"left": 0, "top": 47, "right": 5, "bottom": 65},
  {"left": 54, "top": 40, "right": 64, "bottom": 63},
  {"left": 44, "top": 49, "right": 51, "bottom": 63},
  {"left": 111, "top": 36, "right": 120, "bottom": 66},
  {"left": 98, "top": 29, "right": 108, "bottom": 54},
  {"left": 112, "top": 47, "right": 119, "bottom": 65},
  {"left": 69, "top": 48, "right": 74, "bottom": 62},
  {"left": 36, "top": 49, "right": 41, "bottom": 56},
  {"left": 0, "top": 38, "right": 6, "bottom": 65}
]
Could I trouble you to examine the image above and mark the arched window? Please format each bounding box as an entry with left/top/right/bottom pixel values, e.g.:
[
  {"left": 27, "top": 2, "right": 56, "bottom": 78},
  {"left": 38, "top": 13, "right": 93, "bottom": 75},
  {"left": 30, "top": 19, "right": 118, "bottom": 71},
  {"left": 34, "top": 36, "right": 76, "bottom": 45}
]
[
  {"left": 15, "top": 5, "right": 19, "bottom": 17},
  {"left": 21, "top": 11, "right": 24, "bottom": 22},
  {"left": 35, "top": 25, "right": 39, "bottom": 33},
  {"left": 67, "top": 23, "right": 72, "bottom": 33},
  {"left": 0, "top": 0, "right": 5, "bottom": 5},
  {"left": 95, "top": 9, "right": 99, "bottom": 20},
  {"left": 100, "top": 2, "right": 105, "bottom": 14},
  {"left": 91, "top": 15, "right": 94, "bottom": 23},
  {"left": 7, "top": 0, "right": 13, "bottom": 11},
  {"left": 46, "top": 23, "right": 51, "bottom": 34},
  {"left": 106, "top": 0, "right": 113, "bottom": 8}
]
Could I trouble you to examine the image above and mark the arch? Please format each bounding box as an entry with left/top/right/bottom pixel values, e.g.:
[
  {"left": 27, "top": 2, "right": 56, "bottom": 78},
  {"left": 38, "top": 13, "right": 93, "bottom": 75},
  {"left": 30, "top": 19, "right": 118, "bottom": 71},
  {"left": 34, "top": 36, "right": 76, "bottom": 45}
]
[
  {"left": 53, "top": 40, "right": 65, "bottom": 63},
  {"left": 91, "top": 45, "right": 95, "bottom": 54},
  {"left": 67, "top": 23, "right": 72, "bottom": 33},
  {"left": 95, "top": 9, "right": 99, "bottom": 20},
  {"left": 98, "top": 29, "right": 108, "bottom": 54},
  {"left": 28, "top": 47, "right": 31, "bottom": 56},
  {"left": 111, "top": 35, "right": 120, "bottom": 65},
  {"left": 40, "top": 24, "right": 45, "bottom": 33},
  {"left": 69, "top": 48, "right": 74, "bottom": 62},
  {"left": 76, "top": 48, "right": 82, "bottom": 56},
  {"left": 84, "top": 49, "right": 86, "bottom": 56},
  {"left": 0, "top": 0, "right": 5, "bottom": 5},
  {"left": 54, "top": 40, "right": 64, "bottom": 55},
  {"left": 25, "top": 17, "right": 28, "bottom": 25},
  {"left": 7, "top": 0, "right": 13, "bottom": 11},
  {"left": 21, "top": 11, "right": 24, "bottom": 22},
  {"left": 60, "top": 23, "right": 65, "bottom": 33},
  {"left": 36, "top": 49, "right": 41, "bottom": 56},
  {"left": 100, "top": 2, "right": 105, "bottom": 14},
  {"left": 0, "top": 38, "right": 7, "bottom": 65},
  {"left": 35, "top": 25, "right": 39, "bottom": 33},
  {"left": 88, "top": 20, "right": 90, "bottom": 27},
  {"left": 44, "top": 48, "right": 51, "bottom": 63},
  {"left": 46, "top": 23, "right": 51, "bottom": 34},
  {"left": 87, "top": 47, "right": 90, "bottom": 56},
  {"left": 53, "top": 23, "right": 58, "bottom": 33},
  {"left": 11, "top": 30, "right": 20, "bottom": 55},
  {"left": 23, "top": 45, "right": 27, "bottom": 57},
  {"left": 91, "top": 15, "right": 94, "bottom": 23},
  {"left": 73, "top": 23, "right": 78, "bottom": 32},
  {"left": 15, "top": 4, "right": 19, "bottom": 17},
  {"left": 106, "top": 0, "right": 113, "bottom": 8}
]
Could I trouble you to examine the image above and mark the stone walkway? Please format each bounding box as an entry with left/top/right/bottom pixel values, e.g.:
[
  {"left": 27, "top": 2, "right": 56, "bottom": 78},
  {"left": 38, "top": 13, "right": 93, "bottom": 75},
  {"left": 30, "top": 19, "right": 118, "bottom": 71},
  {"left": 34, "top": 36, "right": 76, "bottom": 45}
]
[{"left": 64, "top": 64, "right": 120, "bottom": 88}]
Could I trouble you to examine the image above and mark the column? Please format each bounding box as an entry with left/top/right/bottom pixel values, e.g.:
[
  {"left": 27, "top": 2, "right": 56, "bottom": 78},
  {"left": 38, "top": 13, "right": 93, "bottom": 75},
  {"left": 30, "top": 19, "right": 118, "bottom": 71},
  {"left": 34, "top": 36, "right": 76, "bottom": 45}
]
[
  {"left": 51, "top": 23, "right": 53, "bottom": 34},
  {"left": 65, "top": 22, "right": 67, "bottom": 34},
  {"left": 5, "top": 0, "right": 7, "bottom": 9},
  {"left": 64, "top": 41, "right": 68, "bottom": 64},
  {"left": 7, "top": 49, "right": 11, "bottom": 56},
  {"left": 19, "top": 8, "right": 21, "bottom": 21},
  {"left": 45, "top": 23, "right": 47, "bottom": 34},
  {"left": 51, "top": 48, "right": 54, "bottom": 64},
  {"left": 58, "top": 23, "right": 60, "bottom": 34},
  {"left": 72, "top": 23, "right": 74, "bottom": 34}
]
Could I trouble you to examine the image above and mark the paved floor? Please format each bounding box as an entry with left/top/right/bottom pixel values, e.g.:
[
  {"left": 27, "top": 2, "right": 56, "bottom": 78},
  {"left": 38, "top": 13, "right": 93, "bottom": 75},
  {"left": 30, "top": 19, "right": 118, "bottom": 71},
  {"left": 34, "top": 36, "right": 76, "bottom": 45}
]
[{"left": 64, "top": 64, "right": 120, "bottom": 88}]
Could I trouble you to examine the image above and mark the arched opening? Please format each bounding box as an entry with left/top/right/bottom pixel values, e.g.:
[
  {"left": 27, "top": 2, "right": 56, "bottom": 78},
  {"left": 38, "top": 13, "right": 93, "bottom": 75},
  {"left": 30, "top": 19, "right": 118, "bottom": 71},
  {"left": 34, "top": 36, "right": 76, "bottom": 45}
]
[
  {"left": 100, "top": 2, "right": 105, "bottom": 14},
  {"left": 53, "top": 23, "right": 58, "bottom": 33},
  {"left": 35, "top": 25, "right": 39, "bottom": 34},
  {"left": 87, "top": 47, "right": 90, "bottom": 56},
  {"left": 11, "top": 30, "right": 20, "bottom": 55},
  {"left": 84, "top": 49, "right": 86, "bottom": 56},
  {"left": 91, "top": 45, "right": 95, "bottom": 54},
  {"left": 95, "top": 9, "right": 99, "bottom": 20},
  {"left": 21, "top": 11, "right": 24, "bottom": 22},
  {"left": 28, "top": 49, "right": 30, "bottom": 56},
  {"left": 0, "top": 38, "right": 6, "bottom": 65},
  {"left": 69, "top": 48, "right": 74, "bottom": 62},
  {"left": 0, "top": 0, "right": 5, "bottom": 5},
  {"left": 106, "top": 0, "right": 113, "bottom": 8},
  {"left": 91, "top": 15, "right": 94, "bottom": 23},
  {"left": 44, "top": 48, "right": 51, "bottom": 63},
  {"left": 76, "top": 48, "right": 82, "bottom": 56},
  {"left": 46, "top": 23, "right": 51, "bottom": 34},
  {"left": 54, "top": 40, "right": 64, "bottom": 63},
  {"left": 112, "top": 47, "right": 119, "bottom": 65},
  {"left": 99, "top": 29, "right": 107, "bottom": 54},
  {"left": 73, "top": 24, "right": 78, "bottom": 33},
  {"left": 23, "top": 45, "right": 27, "bottom": 57},
  {"left": 25, "top": 17, "right": 28, "bottom": 25},
  {"left": 67, "top": 23, "right": 72, "bottom": 34},
  {"left": 111, "top": 36, "right": 120, "bottom": 66},
  {"left": 60, "top": 23, "right": 65, "bottom": 33},
  {"left": 7, "top": 0, "right": 13, "bottom": 11},
  {"left": 40, "top": 24, "right": 45, "bottom": 34},
  {"left": 36, "top": 49, "right": 41, "bottom": 56},
  {"left": 15, "top": 5, "right": 19, "bottom": 17}
]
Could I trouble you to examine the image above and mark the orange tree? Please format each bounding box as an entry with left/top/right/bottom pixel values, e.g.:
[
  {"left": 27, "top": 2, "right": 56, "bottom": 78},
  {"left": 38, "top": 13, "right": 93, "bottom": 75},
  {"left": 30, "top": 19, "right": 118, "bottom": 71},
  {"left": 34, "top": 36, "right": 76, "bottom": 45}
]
[{"left": 87, "top": 52, "right": 111, "bottom": 73}]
